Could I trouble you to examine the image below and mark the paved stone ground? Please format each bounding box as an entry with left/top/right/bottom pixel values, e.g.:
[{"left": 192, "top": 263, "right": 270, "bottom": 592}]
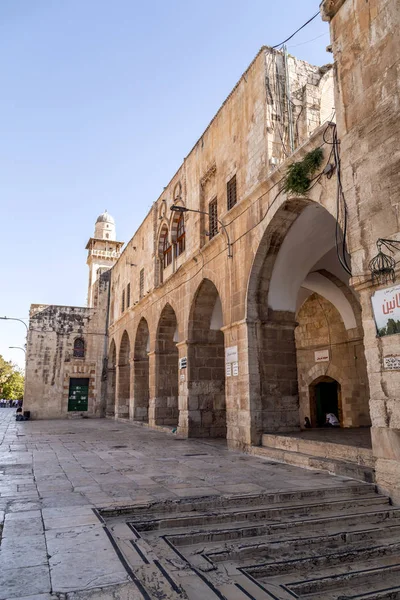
[{"left": 0, "top": 408, "right": 357, "bottom": 599}]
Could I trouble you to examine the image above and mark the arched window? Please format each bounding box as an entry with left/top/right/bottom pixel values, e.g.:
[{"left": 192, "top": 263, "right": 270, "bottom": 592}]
[
  {"left": 163, "top": 235, "right": 172, "bottom": 268},
  {"left": 175, "top": 214, "right": 186, "bottom": 258},
  {"left": 73, "top": 338, "right": 85, "bottom": 358}
]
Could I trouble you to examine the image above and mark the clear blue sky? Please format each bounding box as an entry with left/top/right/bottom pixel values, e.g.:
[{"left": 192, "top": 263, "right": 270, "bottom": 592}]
[{"left": 0, "top": 1, "right": 330, "bottom": 369}]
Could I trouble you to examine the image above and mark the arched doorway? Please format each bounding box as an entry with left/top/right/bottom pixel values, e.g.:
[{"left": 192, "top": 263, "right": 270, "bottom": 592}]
[
  {"left": 133, "top": 318, "right": 150, "bottom": 422},
  {"left": 187, "top": 279, "right": 226, "bottom": 438},
  {"left": 106, "top": 339, "right": 117, "bottom": 417},
  {"left": 154, "top": 304, "right": 179, "bottom": 427},
  {"left": 117, "top": 330, "right": 130, "bottom": 418},
  {"left": 309, "top": 376, "right": 341, "bottom": 427}
]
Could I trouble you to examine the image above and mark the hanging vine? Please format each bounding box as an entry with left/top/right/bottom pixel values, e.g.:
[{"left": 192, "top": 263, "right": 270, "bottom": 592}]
[{"left": 284, "top": 147, "right": 324, "bottom": 195}]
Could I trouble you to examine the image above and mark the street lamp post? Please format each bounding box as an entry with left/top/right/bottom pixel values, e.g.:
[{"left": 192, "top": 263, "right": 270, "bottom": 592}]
[
  {"left": 170, "top": 205, "right": 233, "bottom": 258},
  {"left": 0, "top": 317, "right": 28, "bottom": 332},
  {"left": 9, "top": 346, "right": 26, "bottom": 354}
]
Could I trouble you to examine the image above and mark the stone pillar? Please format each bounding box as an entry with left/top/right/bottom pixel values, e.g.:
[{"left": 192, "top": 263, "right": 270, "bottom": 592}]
[
  {"left": 132, "top": 358, "right": 150, "bottom": 422},
  {"left": 116, "top": 364, "right": 130, "bottom": 419},
  {"left": 223, "top": 321, "right": 256, "bottom": 450},
  {"left": 105, "top": 367, "right": 116, "bottom": 417},
  {"left": 184, "top": 340, "right": 226, "bottom": 438},
  {"left": 150, "top": 350, "right": 179, "bottom": 427},
  {"left": 259, "top": 313, "right": 300, "bottom": 434}
]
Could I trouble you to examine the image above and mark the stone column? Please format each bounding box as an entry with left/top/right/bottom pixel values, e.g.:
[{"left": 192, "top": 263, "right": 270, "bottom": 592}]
[{"left": 258, "top": 313, "right": 300, "bottom": 434}]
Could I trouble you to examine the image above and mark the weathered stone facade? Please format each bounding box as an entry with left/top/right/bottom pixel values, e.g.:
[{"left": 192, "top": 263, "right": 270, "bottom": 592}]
[
  {"left": 24, "top": 20, "right": 400, "bottom": 504},
  {"left": 321, "top": 0, "right": 400, "bottom": 501}
]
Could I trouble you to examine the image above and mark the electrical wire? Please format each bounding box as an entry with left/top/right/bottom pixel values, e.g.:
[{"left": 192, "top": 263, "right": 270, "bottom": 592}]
[
  {"left": 288, "top": 32, "right": 329, "bottom": 49},
  {"left": 272, "top": 12, "right": 321, "bottom": 49}
]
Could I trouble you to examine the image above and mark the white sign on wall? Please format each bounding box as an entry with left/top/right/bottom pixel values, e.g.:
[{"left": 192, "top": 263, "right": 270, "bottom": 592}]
[
  {"left": 232, "top": 362, "right": 239, "bottom": 376},
  {"left": 225, "top": 346, "right": 238, "bottom": 363},
  {"left": 371, "top": 284, "right": 400, "bottom": 337},
  {"left": 315, "top": 349, "right": 329, "bottom": 363},
  {"left": 179, "top": 357, "right": 187, "bottom": 369},
  {"left": 226, "top": 363, "right": 232, "bottom": 377},
  {"left": 383, "top": 355, "right": 400, "bottom": 370}
]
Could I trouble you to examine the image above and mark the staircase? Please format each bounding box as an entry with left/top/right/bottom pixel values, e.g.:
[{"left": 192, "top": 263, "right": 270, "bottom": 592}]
[
  {"left": 103, "top": 482, "right": 400, "bottom": 599},
  {"left": 247, "top": 432, "right": 375, "bottom": 483}
]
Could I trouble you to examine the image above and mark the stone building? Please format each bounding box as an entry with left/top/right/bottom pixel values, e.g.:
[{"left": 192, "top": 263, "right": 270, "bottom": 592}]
[
  {"left": 24, "top": 17, "right": 400, "bottom": 504},
  {"left": 24, "top": 212, "right": 123, "bottom": 419}
]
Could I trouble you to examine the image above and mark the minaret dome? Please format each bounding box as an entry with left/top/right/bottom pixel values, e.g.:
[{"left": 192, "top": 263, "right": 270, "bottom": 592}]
[{"left": 94, "top": 210, "right": 116, "bottom": 241}]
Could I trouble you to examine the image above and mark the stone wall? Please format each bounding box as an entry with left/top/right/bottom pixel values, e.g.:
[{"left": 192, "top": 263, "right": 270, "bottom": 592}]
[
  {"left": 24, "top": 273, "right": 110, "bottom": 419},
  {"left": 321, "top": 0, "right": 400, "bottom": 501},
  {"left": 296, "top": 292, "right": 370, "bottom": 428}
]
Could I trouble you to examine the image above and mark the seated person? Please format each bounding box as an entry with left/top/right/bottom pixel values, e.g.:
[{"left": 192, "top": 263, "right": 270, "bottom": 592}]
[
  {"left": 326, "top": 412, "right": 340, "bottom": 427},
  {"left": 15, "top": 407, "right": 25, "bottom": 421}
]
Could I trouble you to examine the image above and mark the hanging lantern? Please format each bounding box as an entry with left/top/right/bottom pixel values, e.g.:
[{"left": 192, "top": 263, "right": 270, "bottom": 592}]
[{"left": 369, "top": 239, "right": 399, "bottom": 285}]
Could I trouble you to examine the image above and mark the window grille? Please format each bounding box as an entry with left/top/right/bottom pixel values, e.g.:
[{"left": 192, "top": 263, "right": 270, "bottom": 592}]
[
  {"left": 209, "top": 198, "right": 218, "bottom": 239},
  {"left": 126, "top": 283, "right": 130, "bottom": 308},
  {"left": 175, "top": 214, "right": 186, "bottom": 257},
  {"left": 122, "top": 289, "right": 125, "bottom": 313},
  {"left": 140, "top": 269, "right": 144, "bottom": 299},
  {"left": 227, "top": 175, "right": 237, "bottom": 210},
  {"left": 163, "top": 235, "right": 172, "bottom": 268},
  {"left": 73, "top": 338, "right": 85, "bottom": 358}
]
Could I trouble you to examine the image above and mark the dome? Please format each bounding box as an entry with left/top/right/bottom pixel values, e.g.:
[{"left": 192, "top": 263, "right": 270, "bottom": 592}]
[{"left": 96, "top": 210, "right": 115, "bottom": 225}]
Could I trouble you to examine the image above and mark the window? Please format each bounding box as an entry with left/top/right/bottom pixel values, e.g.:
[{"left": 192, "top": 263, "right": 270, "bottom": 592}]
[
  {"left": 126, "top": 283, "right": 130, "bottom": 308},
  {"left": 208, "top": 198, "right": 218, "bottom": 239},
  {"left": 140, "top": 268, "right": 144, "bottom": 299},
  {"left": 175, "top": 214, "right": 186, "bottom": 257},
  {"left": 122, "top": 289, "right": 125, "bottom": 313},
  {"left": 163, "top": 235, "right": 172, "bottom": 268},
  {"left": 73, "top": 338, "right": 85, "bottom": 358},
  {"left": 227, "top": 175, "right": 237, "bottom": 210}
]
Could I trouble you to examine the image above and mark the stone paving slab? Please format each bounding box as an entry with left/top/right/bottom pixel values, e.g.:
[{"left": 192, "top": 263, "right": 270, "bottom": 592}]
[{"left": 0, "top": 408, "right": 358, "bottom": 598}]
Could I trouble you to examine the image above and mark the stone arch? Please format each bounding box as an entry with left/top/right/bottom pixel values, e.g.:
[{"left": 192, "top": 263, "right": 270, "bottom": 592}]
[
  {"left": 117, "top": 330, "right": 131, "bottom": 418},
  {"left": 157, "top": 222, "right": 169, "bottom": 257},
  {"left": 106, "top": 338, "right": 117, "bottom": 417},
  {"left": 187, "top": 279, "right": 226, "bottom": 438},
  {"left": 133, "top": 318, "right": 150, "bottom": 422},
  {"left": 153, "top": 303, "right": 179, "bottom": 427},
  {"left": 245, "top": 197, "right": 370, "bottom": 441}
]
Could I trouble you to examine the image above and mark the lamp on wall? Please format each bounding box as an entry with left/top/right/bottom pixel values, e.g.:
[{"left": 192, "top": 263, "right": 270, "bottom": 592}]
[
  {"left": 170, "top": 205, "right": 233, "bottom": 258},
  {"left": 369, "top": 238, "right": 400, "bottom": 285}
]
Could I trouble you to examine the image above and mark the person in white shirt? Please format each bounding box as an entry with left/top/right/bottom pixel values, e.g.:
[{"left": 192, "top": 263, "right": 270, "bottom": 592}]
[{"left": 326, "top": 413, "right": 340, "bottom": 427}]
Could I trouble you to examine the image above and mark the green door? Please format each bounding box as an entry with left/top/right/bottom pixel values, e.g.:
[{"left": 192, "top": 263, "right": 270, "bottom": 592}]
[{"left": 68, "top": 378, "right": 89, "bottom": 411}]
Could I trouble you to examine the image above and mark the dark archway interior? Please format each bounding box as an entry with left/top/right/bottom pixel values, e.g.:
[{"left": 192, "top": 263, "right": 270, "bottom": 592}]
[{"left": 309, "top": 376, "right": 341, "bottom": 427}]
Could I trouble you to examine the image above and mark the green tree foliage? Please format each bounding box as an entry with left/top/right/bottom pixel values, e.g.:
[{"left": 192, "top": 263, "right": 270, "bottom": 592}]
[
  {"left": 0, "top": 355, "right": 24, "bottom": 400},
  {"left": 378, "top": 319, "right": 400, "bottom": 337}
]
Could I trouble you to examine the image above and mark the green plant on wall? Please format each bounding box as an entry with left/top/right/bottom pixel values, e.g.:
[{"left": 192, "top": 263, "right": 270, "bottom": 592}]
[{"left": 284, "top": 147, "right": 324, "bottom": 195}]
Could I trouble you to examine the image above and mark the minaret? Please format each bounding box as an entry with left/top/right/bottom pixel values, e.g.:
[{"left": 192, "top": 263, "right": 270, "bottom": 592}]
[{"left": 86, "top": 210, "right": 123, "bottom": 307}]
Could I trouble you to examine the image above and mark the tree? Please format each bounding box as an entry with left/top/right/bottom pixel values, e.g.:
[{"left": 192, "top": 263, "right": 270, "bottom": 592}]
[{"left": 0, "top": 355, "right": 24, "bottom": 400}]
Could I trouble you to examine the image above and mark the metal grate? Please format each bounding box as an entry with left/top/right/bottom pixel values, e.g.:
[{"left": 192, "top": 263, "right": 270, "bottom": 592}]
[
  {"left": 227, "top": 174, "right": 237, "bottom": 210},
  {"left": 126, "top": 283, "right": 131, "bottom": 308},
  {"left": 121, "top": 289, "right": 125, "bottom": 313},
  {"left": 208, "top": 198, "right": 218, "bottom": 239},
  {"left": 139, "top": 268, "right": 144, "bottom": 299}
]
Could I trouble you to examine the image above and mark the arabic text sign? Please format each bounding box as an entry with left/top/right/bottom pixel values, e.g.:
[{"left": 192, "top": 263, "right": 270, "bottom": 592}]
[
  {"left": 315, "top": 349, "right": 329, "bottom": 363},
  {"left": 371, "top": 284, "right": 400, "bottom": 336},
  {"left": 225, "top": 346, "right": 238, "bottom": 364}
]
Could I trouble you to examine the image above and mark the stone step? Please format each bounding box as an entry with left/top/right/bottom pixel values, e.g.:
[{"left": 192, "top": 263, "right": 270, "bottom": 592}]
[
  {"left": 100, "top": 482, "right": 376, "bottom": 518},
  {"left": 249, "top": 444, "right": 375, "bottom": 483},
  {"left": 261, "top": 433, "right": 374, "bottom": 467},
  {"left": 289, "top": 560, "right": 400, "bottom": 598},
  {"left": 206, "top": 523, "right": 400, "bottom": 563},
  {"left": 167, "top": 506, "right": 400, "bottom": 547},
  {"left": 247, "top": 541, "right": 400, "bottom": 578},
  {"left": 132, "top": 494, "right": 388, "bottom": 532}
]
